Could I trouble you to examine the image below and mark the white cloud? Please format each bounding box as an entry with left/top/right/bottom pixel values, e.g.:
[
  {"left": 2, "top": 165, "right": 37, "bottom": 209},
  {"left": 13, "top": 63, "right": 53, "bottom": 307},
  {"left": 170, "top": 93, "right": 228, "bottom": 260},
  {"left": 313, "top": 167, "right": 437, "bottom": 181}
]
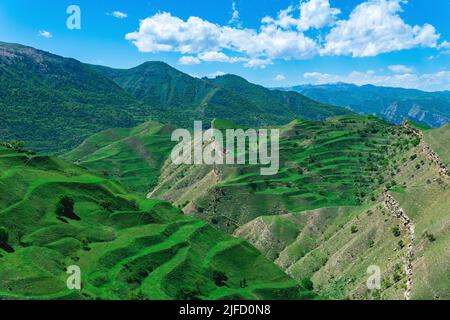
[
  {"left": 208, "top": 71, "right": 226, "bottom": 78},
  {"left": 261, "top": 6, "right": 298, "bottom": 30},
  {"left": 438, "top": 40, "right": 450, "bottom": 55},
  {"left": 179, "top": 56, "right": 201, "bottom": 65},
  {"left": 125, "top": 1, "right": 445, "bottom": 66},
  {"left": 275, "top": 74, "right": 286, "bottom": 81},
  {"left": 38, "top": 30, "right": 52, "bottom": 39},
  {"left": 303, "top": 69, "right": 450, "bottom": 91},
  {"left": 110, "top": 11, "right": 128, "bottom": 19},
  {"left": 125, "top": 11, "right": 318, "bottom": 66},
  {"left": 229, "top": 1, "right": 241, "bottom": 26},
  {"left": 322, "top": 0, "right": 440, "bottom": 57},
  {"left": 438, "top": 41, "right": 450, "bottom": 50},
  {"left": 388, "top": 64, "right": 414, "bottom": 73},
  {"left": 244, "top": 58, "right": 273, "bottom": 69},
  {"left": 126, "top": 13, "right": 222, "bottom": 54},
  {"left": 261, "top": 0, "right": 340, "bottom": 32},
  {"left": 298, "top": 0, "right": 341, "bottom": 31},
  {"left": 198, "top": 51, "right": 245, "bottom": 63}
]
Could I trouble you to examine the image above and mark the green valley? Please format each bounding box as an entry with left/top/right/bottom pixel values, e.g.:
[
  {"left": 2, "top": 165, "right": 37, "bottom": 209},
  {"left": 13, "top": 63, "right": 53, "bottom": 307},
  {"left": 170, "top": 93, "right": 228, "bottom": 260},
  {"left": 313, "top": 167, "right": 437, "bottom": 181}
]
[
  {"left": 0, "top": 40, "right": 449, "bottom": 302},
  {"left": 64, "top": 121, "right": 176, "bottom": 193},
  {"left": 149, "top": 116, "right": 450, "bottom": 300},
  {"left": 0, "top": 144, "right": 312, "bottom": 300},
  {"left": 0, "top": 41, "right": 351, "bottom": 154}
]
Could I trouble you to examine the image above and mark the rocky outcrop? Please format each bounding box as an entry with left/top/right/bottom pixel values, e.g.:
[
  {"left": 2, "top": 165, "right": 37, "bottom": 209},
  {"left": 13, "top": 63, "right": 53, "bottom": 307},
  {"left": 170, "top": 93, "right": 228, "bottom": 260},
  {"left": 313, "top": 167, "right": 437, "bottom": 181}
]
[
  {"left": 418, "top": 141, "right": 450, "bottom": 178},
  {"left": 234, "top": 217, "right": 285, "bottom": 259},
  {"left": 383, "top": 191, "right": 415, "bottom": 300}
]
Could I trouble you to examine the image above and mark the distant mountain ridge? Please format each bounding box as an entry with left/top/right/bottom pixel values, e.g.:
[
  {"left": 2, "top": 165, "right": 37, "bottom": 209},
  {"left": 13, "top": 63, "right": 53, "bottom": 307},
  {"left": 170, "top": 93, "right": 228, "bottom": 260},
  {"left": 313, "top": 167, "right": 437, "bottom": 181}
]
[
  {"left": 0, "top": 41, "right": 143, "bottom": 153},
  {"left": 0, "top": 41, "right": 351, "bottom": 153},
  {"left": 279, "top": 83, "right": 450, "bottom": 128},
  {"left": 91, "top": 62, "right": 351, "bottom": 128}
]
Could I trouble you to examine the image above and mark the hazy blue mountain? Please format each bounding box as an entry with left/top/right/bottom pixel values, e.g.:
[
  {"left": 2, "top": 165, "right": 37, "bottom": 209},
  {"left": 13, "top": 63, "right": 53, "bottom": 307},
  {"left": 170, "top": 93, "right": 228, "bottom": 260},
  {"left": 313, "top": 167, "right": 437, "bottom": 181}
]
[{"left": 280, "top": 83, "right": 450, "bottom": 128}]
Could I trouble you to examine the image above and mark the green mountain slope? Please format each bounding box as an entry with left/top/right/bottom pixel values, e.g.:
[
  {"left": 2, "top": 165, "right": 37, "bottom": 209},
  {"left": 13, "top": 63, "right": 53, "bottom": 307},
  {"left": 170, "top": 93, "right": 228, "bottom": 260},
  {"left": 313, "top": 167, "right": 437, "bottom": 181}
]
[
  {"left": 209, "top": 75, "right": 352, "bottom": 121},
  {"left": 423, "top": 123, "right": 450, "bottom": 166},
  {"left": 151, "top": 115, "right": 410, "bottom": 232},
  {"left": 149, "top": 116, "right": 450, "bottom": 300},
  {"left": 92, "top": 62, "right": 352, "bottom": 128},
  {"left": 64, "top": 121, "right": 176, "bottom": 193},
  {"left": 0, "top": 41, "right": 351, "bottom": 155},
  {"left": 0, "top": 42, "right": 144, "bottom": 154},
  {"left": 282, "top": 83, "right": 450, "bottom": 128},
  {"left": 0, "top": 144, "right": 312, "bottom": 300}
]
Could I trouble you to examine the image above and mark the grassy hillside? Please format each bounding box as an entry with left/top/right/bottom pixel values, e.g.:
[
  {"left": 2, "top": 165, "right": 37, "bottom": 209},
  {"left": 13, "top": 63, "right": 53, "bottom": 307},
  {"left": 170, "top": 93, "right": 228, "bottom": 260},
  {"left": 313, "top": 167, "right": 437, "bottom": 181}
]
[
  {"left": 235, "top": 205, "right": 411, "bottom": 300},
  {"left": 423, "top": 123, "right": 449, "bottom": 166},
  {"left": 0, "top": 42, "right": 143, "bottom": 154},
  {"left": 151, "top": 115, "right": 415, "bottom": 232},
  {"left": 0, "top": 145, "right": 313, "bottom": 300},
  {"left": 149, "top": 116, "right": 450, "bottom": 299},
  {"left": 64, "top": 121, "right": 175, "bottom": 193},
  {"left": 92, "top": 62, "right": 352, "bottom": 128}
]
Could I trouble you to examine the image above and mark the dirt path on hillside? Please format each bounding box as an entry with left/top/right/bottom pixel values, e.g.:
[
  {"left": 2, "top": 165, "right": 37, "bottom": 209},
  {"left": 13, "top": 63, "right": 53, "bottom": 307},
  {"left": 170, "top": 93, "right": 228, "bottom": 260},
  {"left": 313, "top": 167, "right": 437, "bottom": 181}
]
[{"left": 383, "top": 190, "right": 415, "bottom": 300}]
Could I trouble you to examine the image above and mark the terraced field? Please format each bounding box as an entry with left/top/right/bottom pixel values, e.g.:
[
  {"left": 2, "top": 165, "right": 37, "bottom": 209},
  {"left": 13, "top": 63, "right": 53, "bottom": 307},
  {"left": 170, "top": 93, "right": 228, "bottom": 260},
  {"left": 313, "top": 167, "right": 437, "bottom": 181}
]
[
  {"left": 0, "top": 146, "right": 313, "bottom": 300},
  {"left": 152, "top": 115, "right": 417, "bottom": 233},
  {"left": 235, "top": 122, "right": 450, "bottom": 300},
  {"left": 147, "top": 116, "right": 450, "bottom": 300},
  {"left": 64, "top": 121, "right": 176, "bottom": 193}
]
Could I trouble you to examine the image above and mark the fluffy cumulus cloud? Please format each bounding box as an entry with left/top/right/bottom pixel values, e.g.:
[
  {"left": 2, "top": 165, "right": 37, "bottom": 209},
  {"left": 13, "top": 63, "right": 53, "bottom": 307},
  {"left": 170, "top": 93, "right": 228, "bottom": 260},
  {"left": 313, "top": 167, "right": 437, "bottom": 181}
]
[
  {"left": 126, "top": 13, "right": 221, "bottom": 54},
  {"left": 125, "top": 11, "right": 318, "bottom": 62},
  {"left": 298, "top": 0, "right": 341, "bottom": 31},
  {"left": 303, "top": 69, "right": 450, "bottom": 91},
  {"left": 38, "top": 30, "right": 52, "bottom": 39},
  {"left": 261, "top": 0, "right": 340, "bottom": 31},
  {"left": 126, "top": 0, "right": 445, "bottom": 67},
  {"left": 275, "top": 74, "right": 286, "bottom": 81},
  {"left": 322, "top": 0, "right": 440, "bottom": 57}
]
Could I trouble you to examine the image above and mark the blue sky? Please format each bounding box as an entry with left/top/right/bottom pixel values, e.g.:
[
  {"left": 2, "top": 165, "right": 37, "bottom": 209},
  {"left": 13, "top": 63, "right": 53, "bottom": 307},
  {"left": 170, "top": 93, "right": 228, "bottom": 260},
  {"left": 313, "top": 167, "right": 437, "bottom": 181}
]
[{"left": 1, "top": 0, "right": 450, "bottom": 91}]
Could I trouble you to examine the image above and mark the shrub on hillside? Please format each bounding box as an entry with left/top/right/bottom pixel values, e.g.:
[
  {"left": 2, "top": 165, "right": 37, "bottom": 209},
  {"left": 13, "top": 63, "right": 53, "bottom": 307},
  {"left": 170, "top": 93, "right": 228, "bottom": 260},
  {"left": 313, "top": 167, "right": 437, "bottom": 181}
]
[
  {"left": 55, "top": 196, "right": 80, "bottom": 220},
  {"left": 212, "top": 271, "right": 228, "bottom": 287},
  {"left": 301, "top": 278, "right": 314, "bottom": 291},
  {"left": 0, "top": 227, "right": 8, "bottom": 243},
  {"left": 175, "top": 288, "right": 202, "bottom": 300},
  {"left": 392, "top": 226, "right": 401, "bottom": 237}
]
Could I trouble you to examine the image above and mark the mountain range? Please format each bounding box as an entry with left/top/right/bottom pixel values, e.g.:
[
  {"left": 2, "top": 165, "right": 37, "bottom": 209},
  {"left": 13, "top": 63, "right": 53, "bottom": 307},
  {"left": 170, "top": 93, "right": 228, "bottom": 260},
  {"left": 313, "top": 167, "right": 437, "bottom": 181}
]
[
  {"left": 1, "top": 41, "right": 449, "bottom": 300},
  {"left": 91, "top": 62, "right": 351, "bottom": 128},
  {"left": 279, "top": 83, "right": 450, "bottom": 128},
  {"left": 0, "top": 41, "right": 350, "bottom": 154}
]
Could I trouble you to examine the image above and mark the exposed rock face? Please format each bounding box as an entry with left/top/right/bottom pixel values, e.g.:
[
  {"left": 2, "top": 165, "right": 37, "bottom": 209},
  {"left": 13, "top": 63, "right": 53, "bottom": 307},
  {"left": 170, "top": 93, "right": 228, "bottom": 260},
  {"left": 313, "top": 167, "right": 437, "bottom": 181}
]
[
  {"left": 382, "top": 102, "right": 398, "bottom": 122},
  {"left": 419, "top": 141, "right": 450, "bottom": 178},
  {"left": 234, "top": 217, "right": 286, "bottom": 260},
  {"left": 383, "top": 191, "right": 415, "bottom": 300},
  {"left": 0, "top": 43, "right": 46, "bottom": 66}
]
